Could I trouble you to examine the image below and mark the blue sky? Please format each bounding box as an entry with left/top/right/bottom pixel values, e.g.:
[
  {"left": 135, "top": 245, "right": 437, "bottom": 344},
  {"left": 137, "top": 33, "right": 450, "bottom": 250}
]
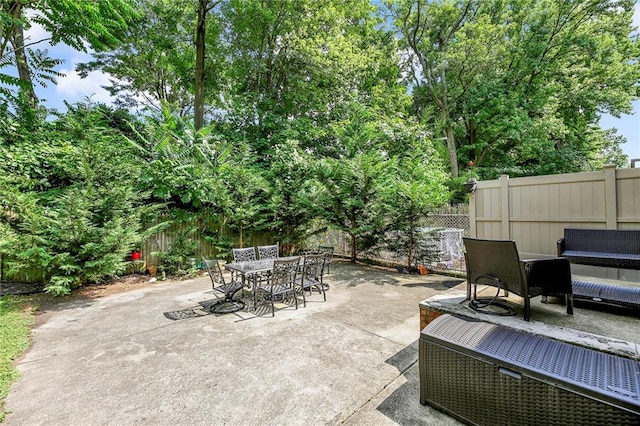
[{"left": 22, "top": 3, "right": 640, "bottom": 163}]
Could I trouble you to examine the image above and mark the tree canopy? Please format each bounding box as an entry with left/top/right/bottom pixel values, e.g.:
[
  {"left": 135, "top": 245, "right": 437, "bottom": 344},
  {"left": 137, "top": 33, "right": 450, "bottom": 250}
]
[
  {"left": 1, "top": 0, "right": 638, "bottom": 293},
  {"left": 387, "top": 0, "right": 639, "bottom": 177}
]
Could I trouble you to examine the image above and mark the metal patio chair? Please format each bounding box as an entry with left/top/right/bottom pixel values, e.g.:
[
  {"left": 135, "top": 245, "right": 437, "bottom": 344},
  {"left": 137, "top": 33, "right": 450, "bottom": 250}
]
[
  {"left": 255, "top": 256, "right": 301, "bottom": 317},
  {"left": 231, "top": 247, "right": 257, "bottom": 282},
  {"left": 317, "top": 245, "right": 334, "bottom": 274},
  {"left": 232, "top": 247, "right": 257, "bottom": 262},
  {"left": 299, "top": 253, "right": 327, "bottom": 306},
  {"left": 202, "top": 257, "right": 245, "bottom": 313},
  {"left": 463, "top": 238, "right": 574, "bottom": 321},
  {"left": 257, "top": 243, "right": 279, "bottom": 260}
]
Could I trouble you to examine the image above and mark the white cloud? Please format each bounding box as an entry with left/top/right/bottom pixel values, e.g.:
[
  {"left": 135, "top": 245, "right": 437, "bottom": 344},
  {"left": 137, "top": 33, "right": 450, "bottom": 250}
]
[
  {"left": 23, "top": 20, "right": 52, "bottom": 50},
  {"left": 55, "top": 68, "right": 114, "bottom": 105},
  {"left": 634, "top": 2, "right": 640, "bottom": 30},
  {"left": 24, "top": 13, "right": 108, "bottom": 108}
]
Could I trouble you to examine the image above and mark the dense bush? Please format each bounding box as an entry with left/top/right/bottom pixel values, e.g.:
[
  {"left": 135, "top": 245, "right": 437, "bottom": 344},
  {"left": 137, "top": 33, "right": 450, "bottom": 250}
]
[{"left": 0, "top": 103, "right": 154, "bottom": 295}]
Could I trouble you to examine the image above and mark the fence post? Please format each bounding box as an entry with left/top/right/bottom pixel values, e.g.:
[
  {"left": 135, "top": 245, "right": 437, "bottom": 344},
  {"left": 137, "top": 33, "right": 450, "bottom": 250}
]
[
  {"left": 604, "top": 164, "right": 618, "bottom": 229},
  {"left": 500, "top": 174, "right": 510, "bottom": 239},
  {"left": 469, "top": 189, "right": 477, "bottom": 238}
]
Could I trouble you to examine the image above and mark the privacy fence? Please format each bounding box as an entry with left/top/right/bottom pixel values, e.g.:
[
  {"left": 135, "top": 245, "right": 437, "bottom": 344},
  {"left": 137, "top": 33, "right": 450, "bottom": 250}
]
[
  {"left": 470, "top": 165, "right": 640, "bottom": 281},
  {"left": 470, "top": 165, "right": 640, "bottom": 255}
]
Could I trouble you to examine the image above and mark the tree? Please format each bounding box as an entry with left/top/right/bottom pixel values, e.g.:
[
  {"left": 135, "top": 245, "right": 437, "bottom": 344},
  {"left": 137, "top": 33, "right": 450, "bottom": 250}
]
[
  {"left": 195, "top": 0, "right": 222, "bottom": 130},
  {"left": 0, "top": 101, "right": 155, "bottom": 294},
  {"left": 0, "top": 0, "right": 137, "bottom": 109},
  {"left": 219, "top": 163, "right": 268, "bottom": 249},
  {"left": 387, "top": 0, "right": 639, "bottom": 178},
  {"left": 386, "top": 0, "right": 478, "bottom": 178},
  {"left": 77, "top": 0, "right": 198, "bottom": 113},
  {"left": 315, "top": 105, "right": 391, "bottom": 262},
  {"left": 262, "top": 139, "right": 318, "bottom": 254},
  {"left": 130, "top": 104, "right": 231, "bottom": 209},
  {"left": 381, "top": 132, "right": 450, "bottom": 270},
  {"left": 223, "top": 0, "right": 405, "bottom": 160}
]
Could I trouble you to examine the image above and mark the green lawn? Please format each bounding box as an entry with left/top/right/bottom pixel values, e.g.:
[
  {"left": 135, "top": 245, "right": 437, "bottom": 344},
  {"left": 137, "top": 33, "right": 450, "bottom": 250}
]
[{"left": 0, "top": 296, "right": 37, "bottom": 422}]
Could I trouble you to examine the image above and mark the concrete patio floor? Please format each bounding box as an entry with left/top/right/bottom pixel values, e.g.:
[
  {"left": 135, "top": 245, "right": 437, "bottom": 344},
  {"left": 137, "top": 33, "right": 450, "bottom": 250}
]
[{"left": 5, "top": 261, "right": 640, "bottom": 425}]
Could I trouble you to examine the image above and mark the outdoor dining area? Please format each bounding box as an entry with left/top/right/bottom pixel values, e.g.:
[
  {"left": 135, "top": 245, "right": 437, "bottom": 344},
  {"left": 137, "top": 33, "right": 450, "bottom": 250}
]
[{"left": 201, "top": 244, "right": 334, "bottom": 316}]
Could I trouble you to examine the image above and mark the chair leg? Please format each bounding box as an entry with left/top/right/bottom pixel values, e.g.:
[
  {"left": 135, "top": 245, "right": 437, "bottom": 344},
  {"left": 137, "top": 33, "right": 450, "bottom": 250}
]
[
  {"left": 566, "top": 294, "right": 574, "bottom": 315},
  {"left": 270, "top": 294, "right": 275, "bottom": 317},
  {"left": 524, "top": 297, "right": 531, "bottom": 321},
  {"left": 300, "top": 285, "right": 307, "bottom": 307}
]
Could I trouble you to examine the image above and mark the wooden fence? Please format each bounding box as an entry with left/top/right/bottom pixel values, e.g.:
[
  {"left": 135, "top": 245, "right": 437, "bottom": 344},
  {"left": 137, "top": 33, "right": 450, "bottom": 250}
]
[{"left": 140, "top": 215, "right": 276, "bottom": 268}]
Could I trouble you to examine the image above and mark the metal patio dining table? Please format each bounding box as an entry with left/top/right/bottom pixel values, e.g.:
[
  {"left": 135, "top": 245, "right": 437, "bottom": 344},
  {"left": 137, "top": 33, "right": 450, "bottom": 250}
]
[{"left": 224, "top": 256, "right": 302, "bottom": 310}]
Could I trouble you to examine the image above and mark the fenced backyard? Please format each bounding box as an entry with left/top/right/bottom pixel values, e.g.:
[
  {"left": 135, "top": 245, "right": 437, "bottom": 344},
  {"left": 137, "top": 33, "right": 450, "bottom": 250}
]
[
  {"left": 3, "top": 165, "right": 640, "bottom": 288},
  {"left": 308, "top": 204, "right": 470, "bottom": 276}
]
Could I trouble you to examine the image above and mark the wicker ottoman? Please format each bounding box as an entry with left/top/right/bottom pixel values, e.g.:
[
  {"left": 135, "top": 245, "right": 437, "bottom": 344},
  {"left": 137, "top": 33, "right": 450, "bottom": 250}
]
[{"left": 419, "top": 314, "right": 640, "bottom": 425}]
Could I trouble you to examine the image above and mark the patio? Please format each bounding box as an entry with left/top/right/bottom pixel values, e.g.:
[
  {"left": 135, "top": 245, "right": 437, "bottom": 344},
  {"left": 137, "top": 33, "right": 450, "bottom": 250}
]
[{"left": 5, "top": 261, "right": 640, "bottom": 425}]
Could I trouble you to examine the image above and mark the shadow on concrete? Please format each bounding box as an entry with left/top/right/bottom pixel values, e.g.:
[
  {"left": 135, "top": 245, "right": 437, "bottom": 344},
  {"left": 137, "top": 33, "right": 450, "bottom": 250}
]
[
  {"left": 376, "top": 341, "right": 460, "bottom": 425},
  {"left": 162, "top": 297, "right": 222, "bottom": 320}
]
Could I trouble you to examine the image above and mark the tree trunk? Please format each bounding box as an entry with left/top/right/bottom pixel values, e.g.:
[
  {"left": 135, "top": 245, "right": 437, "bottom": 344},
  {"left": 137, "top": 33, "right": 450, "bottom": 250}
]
[
  {"left": 407, "top": 232, "right": 413, "bottom": 270},
  {"left": 194, "top": 0, "right": 207, "bottom": 130},
  {"left": 444, "top": 124, "right": 458, "bottom": 178},
  {"left": 350, "top": 233, "right": 356, "bottom": 263},
  {"left": 0, "top": 1, "right": 22, "bottom": 64},
  {"left": 11, "top": 22, "right": 37, "bottom": 109}
]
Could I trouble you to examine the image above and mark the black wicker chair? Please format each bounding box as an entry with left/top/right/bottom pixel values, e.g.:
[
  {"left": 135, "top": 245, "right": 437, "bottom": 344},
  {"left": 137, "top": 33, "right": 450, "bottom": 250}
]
[{"left": 463, "top": 238, "right": 574, "bottom": 321}]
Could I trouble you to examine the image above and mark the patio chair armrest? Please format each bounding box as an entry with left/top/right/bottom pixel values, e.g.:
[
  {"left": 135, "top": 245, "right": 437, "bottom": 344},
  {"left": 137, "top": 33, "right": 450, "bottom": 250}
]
[
  {"left": 522, "top": 257, "right": 572, "bottom": 296},
  {"left": 557, "top": 237, "right": 566, "bottom": 256}
]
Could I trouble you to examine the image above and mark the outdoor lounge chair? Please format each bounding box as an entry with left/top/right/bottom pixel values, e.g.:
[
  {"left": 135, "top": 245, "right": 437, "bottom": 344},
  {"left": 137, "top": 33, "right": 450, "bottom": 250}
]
[{"left": 463, "top": 238, "right": 574, "bottom": 321}]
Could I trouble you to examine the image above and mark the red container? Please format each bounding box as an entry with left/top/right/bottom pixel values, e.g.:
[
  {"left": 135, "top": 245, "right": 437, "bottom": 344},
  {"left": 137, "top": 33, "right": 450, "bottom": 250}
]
[{"left": 131, "top": 251, "right": 142, "bottom": 261}]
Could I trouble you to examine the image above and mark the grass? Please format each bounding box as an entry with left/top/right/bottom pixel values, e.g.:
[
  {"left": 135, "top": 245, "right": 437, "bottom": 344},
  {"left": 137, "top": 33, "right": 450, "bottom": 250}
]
[{"left": 0, "top": 295, "right": 41, "bottom": 423}]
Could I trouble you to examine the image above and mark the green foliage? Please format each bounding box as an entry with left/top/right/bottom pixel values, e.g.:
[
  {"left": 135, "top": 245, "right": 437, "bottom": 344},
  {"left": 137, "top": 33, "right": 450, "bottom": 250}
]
[
  {"left": 153, "top": 224, "right": 199, "bottom": 276},
  {"left": 388, "top": 0, "right": 639, "bottom": 179},
  {"left": 130, "top": 104, "right": 232, "bottom": 209},
  {"left": 315, "top": 105, "right": 393, "bottom": 262},
  {"left": 0, "top": 101, "right": 154, "bottom": 295},
  {"left": 2, "top": 0, "right": 637, "bottom": 281},
  {"left": 381, "top": 137, "right": 451, "bottom": 268},
  {"left": 76, "top": 0, "right": 203, "bottom": 112},
  {"left": 1, "top": 0, "right": 138, "bottom": 108},
  {"left": 261, "top": 139, "right": 319, "bottom": 254},
  {"left": 384, "top": 228, "right": 444, "bottom": 271}
]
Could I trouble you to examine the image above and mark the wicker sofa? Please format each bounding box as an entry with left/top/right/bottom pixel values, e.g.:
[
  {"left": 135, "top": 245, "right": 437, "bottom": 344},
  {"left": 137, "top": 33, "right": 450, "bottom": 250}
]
[
  {"left": 557, "top": 228, "right": 640, "bottom": 270},
  {"left": 557, "top": 228, "right": 640, "bottom": 309},
  {"left": 420, "top": 314, "right": 640, "bottom": 425}
]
